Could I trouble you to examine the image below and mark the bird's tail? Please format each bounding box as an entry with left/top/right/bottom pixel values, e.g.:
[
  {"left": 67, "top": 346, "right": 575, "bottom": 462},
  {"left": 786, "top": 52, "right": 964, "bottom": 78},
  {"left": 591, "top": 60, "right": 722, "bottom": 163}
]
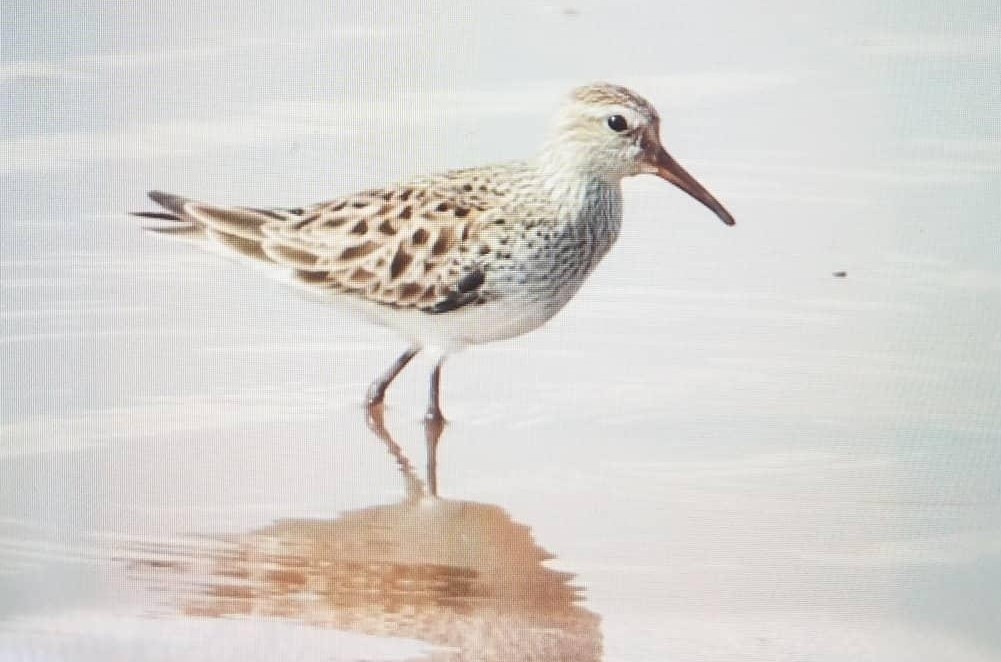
[
  {"left": 130, "top": 191, "right": 208, "bottom": 239},
  {"left": 132, "top": 190, "right": 275, "bottom": 259},
  {"left": 131, "top": 191, "right": 191, "bottom": 222}
]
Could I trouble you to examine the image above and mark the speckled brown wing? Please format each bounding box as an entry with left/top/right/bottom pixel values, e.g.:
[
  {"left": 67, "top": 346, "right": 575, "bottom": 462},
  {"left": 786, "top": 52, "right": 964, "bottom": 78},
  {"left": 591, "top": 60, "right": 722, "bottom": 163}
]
[
  {"left": 155, "top": 170, "right": 517, "bottom": 314},
  {"left": 262, "top": 181, "right": 493, "bottom": 312}
]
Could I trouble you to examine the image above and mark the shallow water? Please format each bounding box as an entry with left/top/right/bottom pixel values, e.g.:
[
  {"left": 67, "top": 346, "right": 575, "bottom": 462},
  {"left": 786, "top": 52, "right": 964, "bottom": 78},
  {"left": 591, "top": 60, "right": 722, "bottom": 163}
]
[{"left": 2, "top": 2, "right": 1000, "bottom": 660}]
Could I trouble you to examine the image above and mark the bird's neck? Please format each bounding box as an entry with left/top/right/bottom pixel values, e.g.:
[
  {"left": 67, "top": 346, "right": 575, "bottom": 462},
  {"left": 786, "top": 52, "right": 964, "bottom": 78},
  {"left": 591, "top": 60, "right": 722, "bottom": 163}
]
[
  {"left": 530, "top": 149, "right": 623, "bottom": 268},
  {"left": 534, "top": 147, "right": 623, "bottom": 225}
]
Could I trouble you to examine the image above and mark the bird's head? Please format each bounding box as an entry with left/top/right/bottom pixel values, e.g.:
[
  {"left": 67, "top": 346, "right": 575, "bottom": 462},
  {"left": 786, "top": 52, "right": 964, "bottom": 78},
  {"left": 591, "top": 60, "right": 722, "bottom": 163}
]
[{"left": 545, "top": 82, "right": 735, "bottom": 226}]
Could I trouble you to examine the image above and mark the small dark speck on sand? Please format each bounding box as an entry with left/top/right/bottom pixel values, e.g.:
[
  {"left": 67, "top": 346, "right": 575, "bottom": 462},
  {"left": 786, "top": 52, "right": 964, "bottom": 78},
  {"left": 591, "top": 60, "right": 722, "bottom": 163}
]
[{"left": 833, "top": 271, "right": 847, "bottom": 278}]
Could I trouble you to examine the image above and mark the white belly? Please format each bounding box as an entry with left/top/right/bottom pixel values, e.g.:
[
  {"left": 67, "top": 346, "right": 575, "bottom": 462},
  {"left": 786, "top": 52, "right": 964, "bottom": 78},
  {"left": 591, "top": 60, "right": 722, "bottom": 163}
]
[{"left": 358, "top": 295, "right": 567, "bottom": 354}]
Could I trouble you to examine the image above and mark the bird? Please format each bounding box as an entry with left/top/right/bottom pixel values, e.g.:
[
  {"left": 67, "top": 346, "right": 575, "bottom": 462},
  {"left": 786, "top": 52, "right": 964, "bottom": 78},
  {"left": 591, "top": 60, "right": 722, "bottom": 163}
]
[{"left": 132, "top": 82, "right": 735, "bottom": 425}]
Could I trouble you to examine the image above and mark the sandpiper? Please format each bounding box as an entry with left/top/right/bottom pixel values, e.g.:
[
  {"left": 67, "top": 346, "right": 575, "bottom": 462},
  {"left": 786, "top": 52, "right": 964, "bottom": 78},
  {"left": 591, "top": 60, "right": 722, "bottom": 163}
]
[{"left": 133, "top": 83, "right": 735, "bottom": 424}]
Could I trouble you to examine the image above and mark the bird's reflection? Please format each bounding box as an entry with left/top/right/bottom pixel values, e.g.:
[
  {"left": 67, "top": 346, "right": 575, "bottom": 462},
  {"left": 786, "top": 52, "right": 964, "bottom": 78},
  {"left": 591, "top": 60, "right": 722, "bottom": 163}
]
[{"left": 128, "top": 409, "right": 602, "bottom": 661}]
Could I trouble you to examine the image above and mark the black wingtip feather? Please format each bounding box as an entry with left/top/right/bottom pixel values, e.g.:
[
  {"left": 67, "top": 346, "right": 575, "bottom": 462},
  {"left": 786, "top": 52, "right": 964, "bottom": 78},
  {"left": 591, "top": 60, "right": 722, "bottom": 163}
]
[
  {"left": 148, "top": 190, "right": 192, "bottom": 216},
  {"left": 131, "top": 190, "right": 194, "bottom": 222},
  {"left": 428, "top": 268, "right": 486, "bottom": 314},
  {"left": 130, "top": 211, "right": 182, "bottom": 221}
]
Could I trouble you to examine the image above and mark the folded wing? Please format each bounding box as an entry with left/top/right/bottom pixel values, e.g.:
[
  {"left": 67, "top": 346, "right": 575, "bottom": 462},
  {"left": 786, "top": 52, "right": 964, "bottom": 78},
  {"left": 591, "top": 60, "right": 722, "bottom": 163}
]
[{"left": 134, "top": 173, "right": 508, "bottom": 314}]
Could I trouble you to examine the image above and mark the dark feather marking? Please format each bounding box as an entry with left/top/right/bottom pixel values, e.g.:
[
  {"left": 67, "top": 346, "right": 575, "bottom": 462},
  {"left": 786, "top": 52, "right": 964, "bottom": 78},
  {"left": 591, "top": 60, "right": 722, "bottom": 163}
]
[
  {"left": 350, "top": 267, "right": 376, "bottom": 283},
  {"left": 290, "top": 213, "right": 320, "bottom": 230},
  {"left": 390, "top": 249, "right": 412, "bottom": 280},
  {"left": 131, "top": 211, "right": 182, "bottom": 221},
  {"left": 419, "top": 285, "right": 438, "bottom": 303},
  {"left": 429, "top": 290, "right": 477, "bottom": 314},
  {"left": 145, "top": 225, "right": 201, "bottom": 236},
  {"left": 428, "top": 268, "right": 485, "bottom": 314},
  {"left": 296, "top": 270, "right": 330, "bottom": 284},
  {"left": 148, "top": 191, "right": 190, "bottom": 216},
  {"left": 339, "top": 241, "right": 378, "bottom": 260},
  {"left": 247, "top": 208, "right": 288, "bottom": 221},
  {"left": 431, "top": 228, "right": 454, "bottom": 257},
  {"left": 457, "top": 269, "right": 485, "bottom": 293},
  {"left": 399, "top": 282, "right": 422, "bottom": 300}
]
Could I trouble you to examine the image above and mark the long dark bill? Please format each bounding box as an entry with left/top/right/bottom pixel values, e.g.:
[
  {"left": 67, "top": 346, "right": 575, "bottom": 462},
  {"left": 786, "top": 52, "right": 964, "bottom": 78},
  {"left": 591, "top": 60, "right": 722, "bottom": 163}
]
[{"left": 652, "top": 147, "right": 735, "bottom": 226}]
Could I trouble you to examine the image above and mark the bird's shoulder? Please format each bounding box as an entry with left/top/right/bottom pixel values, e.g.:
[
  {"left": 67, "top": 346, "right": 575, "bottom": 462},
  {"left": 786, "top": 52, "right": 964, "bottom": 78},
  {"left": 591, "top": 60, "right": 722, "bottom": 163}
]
[{"left": 286, "top": 161, "right": 536, "bottom": 230}]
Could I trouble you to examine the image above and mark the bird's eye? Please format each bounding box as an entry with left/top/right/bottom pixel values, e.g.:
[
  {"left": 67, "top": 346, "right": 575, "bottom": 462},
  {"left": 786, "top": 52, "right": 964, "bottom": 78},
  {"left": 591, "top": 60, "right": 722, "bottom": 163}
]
[{"left": 606, "top": 114, "right": 628, "bottom": 132}]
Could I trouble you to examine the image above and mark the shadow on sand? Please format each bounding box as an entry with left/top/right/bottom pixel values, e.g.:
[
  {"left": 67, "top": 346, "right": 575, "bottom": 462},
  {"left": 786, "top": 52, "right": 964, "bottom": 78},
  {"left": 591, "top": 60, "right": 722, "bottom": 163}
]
[{"left": 124, "top": 408, "right": 602, "bottom": 661}]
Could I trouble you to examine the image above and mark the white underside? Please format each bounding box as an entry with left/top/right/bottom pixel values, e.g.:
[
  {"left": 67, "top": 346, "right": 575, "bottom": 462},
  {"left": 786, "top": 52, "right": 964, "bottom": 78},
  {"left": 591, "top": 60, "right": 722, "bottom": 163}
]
[
  {"left": 361, "top": 294, "right": 557, "bottom": 352},
  {"left": 290, "top": 278, "right": 560, "bottom": 359}
]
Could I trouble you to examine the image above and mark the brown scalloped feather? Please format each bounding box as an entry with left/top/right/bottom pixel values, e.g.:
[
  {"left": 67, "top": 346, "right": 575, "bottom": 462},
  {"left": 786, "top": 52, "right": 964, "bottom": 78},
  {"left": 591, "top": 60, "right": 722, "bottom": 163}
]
[{"left": 142, "top": 169, "right": 517, "bottom": 313}]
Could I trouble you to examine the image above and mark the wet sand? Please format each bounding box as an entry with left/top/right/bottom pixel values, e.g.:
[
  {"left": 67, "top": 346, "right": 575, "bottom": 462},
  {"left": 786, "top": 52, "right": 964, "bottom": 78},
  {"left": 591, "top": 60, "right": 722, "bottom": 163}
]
[{"left": 3, "top": 245, "right": 998, "bottom": 659}]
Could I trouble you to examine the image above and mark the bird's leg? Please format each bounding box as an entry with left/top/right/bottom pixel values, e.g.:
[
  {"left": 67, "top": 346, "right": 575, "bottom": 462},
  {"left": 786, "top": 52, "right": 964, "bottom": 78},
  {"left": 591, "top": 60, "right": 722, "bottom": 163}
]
[
  {"left": 424, "top": 409, "right": 443, "bottom": 498},
  {"left": 422, "top": 358, "right": 447, "bottom": 497},
  {"left": 366, "top": 346, "right": 420, "bottom": 408},
  {"left": 423, "top": 358, "right": 446, "bottom": 428}
]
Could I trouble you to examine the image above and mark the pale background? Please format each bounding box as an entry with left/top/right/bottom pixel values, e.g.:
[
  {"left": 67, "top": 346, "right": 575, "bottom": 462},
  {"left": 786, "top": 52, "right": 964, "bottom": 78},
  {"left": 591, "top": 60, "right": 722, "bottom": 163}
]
[{"left": 2, "top": 1, "right": 1000, "bottom": 660}]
